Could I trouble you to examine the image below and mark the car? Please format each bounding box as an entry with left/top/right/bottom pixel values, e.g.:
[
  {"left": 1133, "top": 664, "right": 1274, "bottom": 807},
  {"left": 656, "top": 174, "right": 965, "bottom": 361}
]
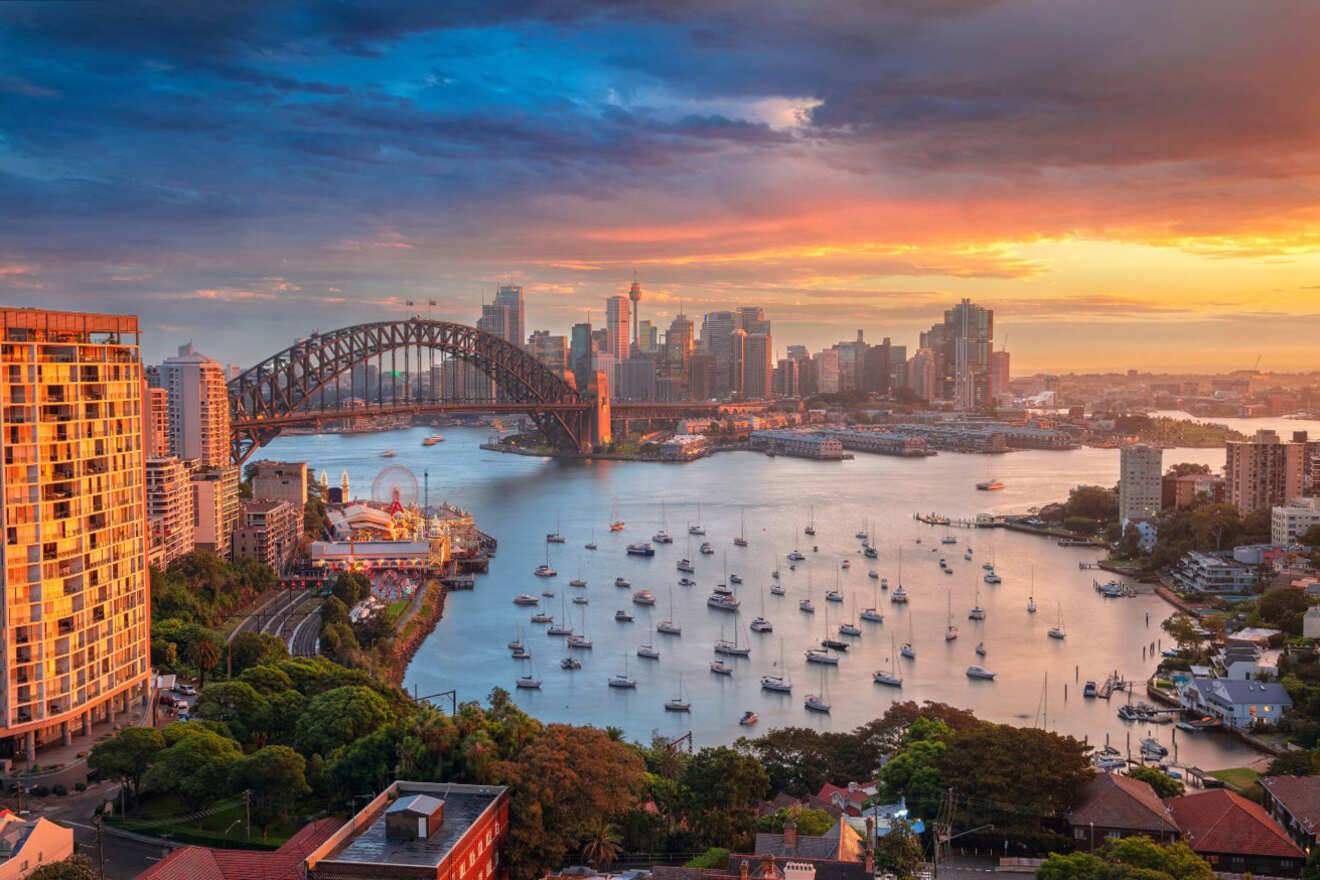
[
  {"left": 174, "top": 684, "right": 197, "bottom": 696},
  {"left": 177, "top": 711, "right": 191, "bottom": 722}
]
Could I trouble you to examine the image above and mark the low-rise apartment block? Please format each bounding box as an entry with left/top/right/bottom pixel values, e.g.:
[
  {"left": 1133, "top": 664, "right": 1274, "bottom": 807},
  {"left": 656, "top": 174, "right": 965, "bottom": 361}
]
[{"left": 233, "top": 499, "right": 302, "bottom": 572}]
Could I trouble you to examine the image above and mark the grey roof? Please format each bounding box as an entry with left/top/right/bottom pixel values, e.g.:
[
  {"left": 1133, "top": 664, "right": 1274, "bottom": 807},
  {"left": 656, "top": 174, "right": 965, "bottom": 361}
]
[
  {"left": 1193, "top": 678, "right": 1293, "bottom": 708},
  {"left": 754, "top": 824, "right": 842, "bottom": 860},
  {"left": 386, "top": 794, "right": 444, "bottom": 817}
]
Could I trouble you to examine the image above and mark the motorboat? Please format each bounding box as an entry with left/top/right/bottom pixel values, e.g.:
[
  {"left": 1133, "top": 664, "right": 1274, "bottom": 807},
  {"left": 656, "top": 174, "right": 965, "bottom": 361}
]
[
  {"left": 615, "top": 577, "right": 632, "bottom": 588},
  {"left": 515, "top": 674, "right": 542, "bottom": 689},
  {"left": 982, "top": 561, "right": 994, "bottom": 571},
  {"left": 856, "top": 530, "right": 868, "bottom": 540},
  {"left": 1140, "top": 738, "right": 1168, "bottom": 756},
  {"left": 571, "top": 596, "right": 589, "bottom": 605},
  {"left": 632, "top": 590, "right": 656, "bottom": 606},
  {"left": 840, "top": 560, "right": 851, "bottom": 571},
  {"left": 751, "top": 617, "right": 773, "bottom": 632},
  {"left": 678, "top": 577, "right": 696, "bottom": 587},
  {"left": 569, "top": 577, "right": 587, "bottom": 588},
  {"left": 880, "top": 578, "right": 888, "bottom": 589},
  {"left": 627, "top": 543, "right": 655, "bottom": 557},
  {"left": 657, "top": 619, "right": 682, "bottom": 635},
  {"left": 965, "top": 665, "right": 996, "bottom": 680},
  {"left": 652, "top": 530, "right": 673, "bottom": 544},
  {"left": 380, "top": 450, "right": 396, "bottom": 458},
  {"left": 585, "top": 540, "right": 597, "bottom": 550},
  {"left": 711, "top": 659, "right": 734, "bottom": 676},
  {"left": 975, "top": 641, "right": 986, "bottom": 656},
  {"left": 869, "top": 570, "right": 879, "bottom": 580},
  {"left": 941, "top": 535, "right": 957, "bottom": 545},
  {"left": 677, "top": 558, "right": 695, "bottom": 573},
  {"left": 976, "top": 480, "right": 1005, "bottom": 491},
  {"left": 984, "top": 572, "right": 1002, "bottom": 584},
  {"left": 610, "top": 503, "right": 626, "bottom": 532},
  {"left": 820, "top": 637, "right": 849, "bottom": 651},
  {"left": 567, "top": 634, "right": 593, "bottom": 649},
  {"left": 787, "top": 550, "right": 806, "bottom": 562},
  {"left": 730, "top": 573, "right": 743, "bottom": 584},
  {"left": 1083, "top": 680, "right": 1097, "bottom": 698},
  {"left": 799, "top": 598, "right": 815, "bottom": 613},
  {"left": 688, "top": 523, "right": 706, "bottom": 536},
  {"left": 615, "top": 609, "right": 634, "bottom": 622},
  {"left": 511, "top": 648, "right": 530, "bottom": 660},
  {"left": 740, "top": 710, "right": 758, "bottom": 726},
  {"left": 963, "top": 552, "right": 972, "bottom": 561},
  {"left": 560, "top": 657, "right": 581, "bottom": 670},
  {"left": 637, "top": 645, "right": 660, "bottom": 660},
  {"left": 805, "top": 649, "right": 838, "bottom": 665},
  {"left": 609, "top": 673, "right": 637, "bottom": 688},
  {"left": 771, "top": 569, "right": 780, "bottom": 579},
  {"left": 699, "top": 542, "right": 714, "bottom": 555},
  {"left": 770, "top": 583, "right": 786, "bottom": 596},
  {"left": 513, "top": 594, "right": 540, "bottom": 606},
  {"left": 422, "top": 434, "right": 445, "bottom": 446},
  {"left": 531, "top": 612, "right": 553, "bottom": 623},
  {"left": 534, "top": 564, "right": 557, "bottom": 578},
  {"left": 825, "top": 590, "right": 843, "bottom": 603}
]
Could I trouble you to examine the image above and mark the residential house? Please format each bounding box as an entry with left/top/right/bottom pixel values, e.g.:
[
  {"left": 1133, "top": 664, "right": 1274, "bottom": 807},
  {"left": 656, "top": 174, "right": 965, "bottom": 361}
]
[
  {"left": 1178, "top": 678, "right": 1292, "bottom": 729},
  {"left": 1067, "top": 772, "right": 1180, "bottom": 851},
  {"left": 0, "top": 810, "right": 73, "bottom": 880},
  {"left": 754, "top": 817, "right": 866, "bottom": 863},
  {"left": 135, "top": 818, "right": 340, "bottom": 880},
  {"left": 814, "top": 782, "right": 875, "bottom": 816},
  {"left": 1261, "top": 775, "right": 1320, "bottom": 853},
  {"left": 1165, "top": 789, "right": 1305, "bottom": 877}
]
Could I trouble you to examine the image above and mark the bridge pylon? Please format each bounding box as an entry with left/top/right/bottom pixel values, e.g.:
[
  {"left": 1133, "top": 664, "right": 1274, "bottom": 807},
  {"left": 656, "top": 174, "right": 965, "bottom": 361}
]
[{"left": 586, "top": 370, "right": 611, "bottom": 451}]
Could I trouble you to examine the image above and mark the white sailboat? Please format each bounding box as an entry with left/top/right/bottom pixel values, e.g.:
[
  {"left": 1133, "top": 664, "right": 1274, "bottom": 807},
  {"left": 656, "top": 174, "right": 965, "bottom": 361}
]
[
  {"left": 714, "top": 620, "right": 750, "bottom": 657},
  {"left": 664, "top": 674, "right": 691, "bottom": 712},
  {"left": 734, "top": 506, "right": 749, "bottom": 547},
  {"left": 516, "top": 656, "right": 542, "bottom": 689},
  {"left": 944, "top": 590, "right": 959, "bottom": 641},
  {"left": 567, "top": 606, "right": 593, "bottom": 649},
  {"left": 688, "top": 502, "right": 706, "bottom": 536},
  {"left": 968, "top": 582, "right": 985, "bottom": 620},
  {"left": 804, "top": 504, "right": 816, "bottom": 537},
  {"left": 1027, "top": 565, "right": 1037, "bottom": 613},
  {"left": 800, "top": 572, "right": 815, "bottom": 614},
  {"left": 760, "top": 639, "right": 792, "bottom": 692},
  {"left": 657, "top": 585, "right": 682, "bottom": 635},
  {"left": 546, "top": 512, "right": 566, "bottom": 544},
  {"left": 751, "top": 584, "right": 773, "bottom": 632},
  {"left": 1048, "top": 603, "right": 1066, "bottom": 640},
  {"left": 839, "top": 594, "right": 862, "bottom": 637},
  {"left": 874, "top": 636, "right": 903, "bottom": 687},
  {"left": 804, "top": 666, "right": 830, "bottom": 713},
  {"left": 901, "top": 616, "right": 915, "bottom": 659},
  {"left": 610, "top": 652, "right": 639, "bottom": 687},
  {"left": 653, "top": 501, "right": 673, "bottom": 545}
]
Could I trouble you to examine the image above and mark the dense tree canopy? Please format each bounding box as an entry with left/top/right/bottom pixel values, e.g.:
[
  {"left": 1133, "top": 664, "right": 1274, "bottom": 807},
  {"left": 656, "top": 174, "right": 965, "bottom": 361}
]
[{"left": 1036, "top": 837, "right": 1212, "bottom": 880}]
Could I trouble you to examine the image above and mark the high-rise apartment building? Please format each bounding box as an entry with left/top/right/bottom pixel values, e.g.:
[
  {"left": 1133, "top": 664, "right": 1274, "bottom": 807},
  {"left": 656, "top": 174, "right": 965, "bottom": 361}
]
[
  {"left": 813, "top": 349, "right": 841, "bottom": 394},
  {"left": 991, "top": 350, "right": 1011, "bottom": 399},
  {"left": 160, "top": 344, "right": 230, "bottom": 467},
  {"left": 493, "top": 284, "right": 525, "bottom": 349},
  {"left": 605, "top": 296, "right": 631, "bottom": 366},
  {"left": 700, "top": 311, "right": 738, "bottom": 396},
  {"left": 727, "top": 328, "right": 747, "bottom": 396},
  {"left": 1227, "top": 430, "right": 1306, "bottom": 515},
  {"left": 1119, "top": 444, "right": 1163, "bottom": 522},
  {"left": 907, "top": 348, "right": 937, "bottom": 401},
  {"left": 160, "top": 344, "right": 238, "bottom": 557},
  {"left": 941, "top": 299, "right": 993, "bottom": 407},
  {"left": 0, "top": 308, "right": 151, "bottom": 760},
  {"left": 145, "top": 456, "right": 196, "bottom": 567},
  {"left": 144, "top": 386, "right": 168, "bottom": 457},
  {"left": 249, "top": 460, "right": 308, "bottom": 507},
  {"left": 742, "top": 332, "right": 773, "bottom": 399}
]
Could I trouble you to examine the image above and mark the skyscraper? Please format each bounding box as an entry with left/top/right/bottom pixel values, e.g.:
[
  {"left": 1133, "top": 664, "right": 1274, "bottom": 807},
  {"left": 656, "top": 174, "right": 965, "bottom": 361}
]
[
  {"left": 0, "top": 308, "right": 151, "bottom": 760},
  {"left": 494, "top": 284, "right": 525, "bottom": 349},
  {"left": 605, "top": 295, "right": 631, "bottom": 366},
  {"left": 743, "top": 332, "right": 772, "bottom": 398},
  {"left": 477, "top": 302, "right": 513, "bottom": 344},
  {"left": 570, "top": 321, "right": 593, "bottom": 392},
  {"left": 727, "top": 328, "right": 747, "bottom": 395},
  {"left": 1119, "top": 444, "right": 1163, "bottom": 522},
  {"left": 1227, "top": 430, "right": 1305, "bottom": 515},
  {"left": 991, "top": 350, "right": 1011, "bottom": 399},
  {"left": 943, "top": 299, "right": 994, "bottom": 407}
]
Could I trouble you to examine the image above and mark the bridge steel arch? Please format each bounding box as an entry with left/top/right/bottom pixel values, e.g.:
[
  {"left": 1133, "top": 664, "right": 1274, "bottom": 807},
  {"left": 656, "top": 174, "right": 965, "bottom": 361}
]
[{"left": 228, "top": 318, "right": 590, "bottom": 463}]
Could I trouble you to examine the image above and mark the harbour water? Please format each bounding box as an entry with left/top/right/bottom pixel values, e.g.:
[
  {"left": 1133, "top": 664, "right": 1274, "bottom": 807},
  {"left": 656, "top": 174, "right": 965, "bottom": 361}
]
[{"left": 265, "top": 427, "right": 1261, "bottom": 768}]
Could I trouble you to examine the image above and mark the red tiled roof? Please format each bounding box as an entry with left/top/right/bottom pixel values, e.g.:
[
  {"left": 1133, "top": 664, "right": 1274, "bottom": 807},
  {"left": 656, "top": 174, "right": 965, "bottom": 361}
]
[
  {"left": 1165, "top": 790, "right": 1305, "bottom": 859},
  {"left": 1262, "top": 775, "right": 1320, "bottom": 834},
  {"left": 135, "top": 818, "right": 342, "bottom": 880},
  {"left": 1069, "top": 772, "right": 1179, "bottom": 835},
  {"left": 816, "top": 783, "right": 867, "bottom": 807}
]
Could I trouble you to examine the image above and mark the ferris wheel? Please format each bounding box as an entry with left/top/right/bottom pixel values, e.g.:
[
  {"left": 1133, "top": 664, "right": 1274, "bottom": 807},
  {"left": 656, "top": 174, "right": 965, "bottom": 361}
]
[{"left": 371, "top": 465, "right": 419, "bottom": 513}]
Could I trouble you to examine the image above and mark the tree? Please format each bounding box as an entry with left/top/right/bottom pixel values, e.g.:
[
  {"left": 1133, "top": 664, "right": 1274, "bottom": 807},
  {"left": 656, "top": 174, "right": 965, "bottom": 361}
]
[
  {"left": 494, "top": 724, "right": 646, "bottom": 880},
  {"left": 1037, "top": 837, "right": 1212, "bottom": 880},
  {"left": 739, "top": 727, "right": 831, "bottom": 796},
  {"left": 757, "top": 807, "right": 834, "bottom": 836},
  {"left": 1067, "top": 485, "right": 1119, "bottom": 522},
  {"left": 680, "top": 746, "right": 770, "bottom": 850},
  {"left": 1127, "top": 765, "right": 1184, "bottom": 798},
  {"left": 877, "top": 733, "right": 948, "bottom": 820},
  {"left": 294, "top": 685, "right": 393, "bottom": 758},
  {"left": 228, "top": 631, "right": 288, "bottom": 677},
  {"left": 1188, "top": 503, "right": 1242, "bottom": 551},
  {"left": 1161, "top": 614, "right": 1204, "bottom": 652},
  {"left": 333, "top": 572, "right": 371, "bottom": 607},
  {"left": 229, "top": 745, "right": 310, "bottom": 834},
  {"left": 1266, "top": 749, "right": 1317, "bottom": 777},
  {"left": 28, "top": 855, "right": 95, "bottom": 880},
  {"left": 872, "top": 818, "right": 924, "bottom": 880},
  {"left": 192, "top": 681, "right": 269, "bottom": 745},
  {"left": 579, "top": 818, "right": 623, "bottom": 869},
  {"left": 189, "top": 637, "right": 221, "bottom": 689},
  {"left": 88, "top": 727, "right": 165, "bottom": 805},
  {"left": 1301, "top": 524, "right": 1320, "bottom": 549},
  {"left": 142, "top": 726, "right": 242, "bottom": 812},
  {"left": 1118, "top": 523, "right": 1144, "bottom": 558}
]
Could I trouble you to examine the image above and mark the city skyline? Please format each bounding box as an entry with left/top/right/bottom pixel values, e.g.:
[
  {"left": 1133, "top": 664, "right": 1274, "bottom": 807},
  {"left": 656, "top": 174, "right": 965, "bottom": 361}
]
[{"left": 2, "top": 2, "right": 1319, "bottom": 372}]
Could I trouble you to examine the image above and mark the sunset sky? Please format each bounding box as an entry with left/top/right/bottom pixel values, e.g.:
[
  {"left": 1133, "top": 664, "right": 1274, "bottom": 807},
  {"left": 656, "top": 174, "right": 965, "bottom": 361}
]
[{"left": 2, "top": 1, "right": 1318, "bottom": 372}]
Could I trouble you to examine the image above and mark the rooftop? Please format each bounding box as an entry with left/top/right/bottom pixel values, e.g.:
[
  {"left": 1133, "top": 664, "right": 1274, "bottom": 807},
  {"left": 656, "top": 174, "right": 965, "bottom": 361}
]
[
  {"left": 1261, "top": 776, "right": 1320, "bottom": 833},
  {"left": 137, "top": 817, "right": 341, "bottom": 880},
  {"left": 1165, "top": 789, "right": 1304, "bottom": 859},
  {"left": 1068, "top": 772, "right": 1179, "bottom": 835},
  {"left": 309, "top": 782, "right": 505, "bottom": 872}
]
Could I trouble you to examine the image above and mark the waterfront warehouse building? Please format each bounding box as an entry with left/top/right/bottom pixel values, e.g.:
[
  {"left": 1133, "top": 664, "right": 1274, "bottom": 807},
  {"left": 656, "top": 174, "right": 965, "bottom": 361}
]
[{"left": 0, "top": 308, "right": 151, "bottom": 761}]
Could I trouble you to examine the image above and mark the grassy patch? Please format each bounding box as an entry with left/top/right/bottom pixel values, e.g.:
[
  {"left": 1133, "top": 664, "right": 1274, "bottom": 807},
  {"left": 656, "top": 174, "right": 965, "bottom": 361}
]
[
  {"left": 384, "top": 599, "right": 411, "bottom": 626},
  {"left": 109, "top": 792, "right": 305, "bottom": 848},
  {"left": 1208, "top": 767, "right": 1263, "bottom": 799}
]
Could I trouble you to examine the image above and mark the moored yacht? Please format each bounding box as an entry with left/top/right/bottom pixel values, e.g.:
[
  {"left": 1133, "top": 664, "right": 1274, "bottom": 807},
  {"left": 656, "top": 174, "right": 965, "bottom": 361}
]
[
  {"left": 707, "top": 586, "right": 740, "bottom": 612},
  {"left": 653, "top": 530, "right": 673, "bottom": 544},
  {"left": 560, "top": 656, "right": 581, "bottom": 670},
  {"left": 513, "top": 594, "right": 539, "bottom": 606},
  {"left": 699, "top": 541, "right": 714, "bottom": 555},
  {"left": 805, "top": 648, "right": 838, "bottom": 665},
  {"left": 677, "top": 558, "right": 695, "bottom": 573},
  {"left": 614, "top": 609, "right": 634, "bottom": 622},
  {"left": 626, "top": 542, "right": 655, "bottom": 557},
  {"left": 615, "top": 576, "right": 632, "bottom": 588},
  {"left": 636, "top": 644, "right": 660, "bottom": 660},
  {"left": 711, "top": 659, "right": 734, "bottom": 675},
  {"left": 632, "top": 589, "right": 656, "bottom": 605},
  {"left": 890, "top": 585, "right": 908, "bottom": 603},
  {"left": 966, "top": 665, "right": 996, "bottom": 680}
]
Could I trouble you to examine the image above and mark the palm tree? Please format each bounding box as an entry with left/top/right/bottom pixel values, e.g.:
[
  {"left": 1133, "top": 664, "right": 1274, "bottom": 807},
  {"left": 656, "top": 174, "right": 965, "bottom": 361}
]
[
  {"left": 580, "top": 819, "right": 622, "bottom": 869},
  {"left": 189, "top": 638, "right": 221, "bottom": 689}
]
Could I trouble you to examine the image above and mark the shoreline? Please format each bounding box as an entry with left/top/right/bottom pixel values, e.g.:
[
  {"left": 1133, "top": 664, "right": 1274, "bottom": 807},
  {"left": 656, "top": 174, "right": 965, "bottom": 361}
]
[{"left": 385, "top": 579, "right": 448, "bottom": 687}]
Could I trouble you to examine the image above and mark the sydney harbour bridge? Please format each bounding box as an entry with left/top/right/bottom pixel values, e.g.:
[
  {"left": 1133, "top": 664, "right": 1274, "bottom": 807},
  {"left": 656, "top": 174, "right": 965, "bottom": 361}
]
[{"left": 226, "top": 317, "right": 773, "bottom": 463}]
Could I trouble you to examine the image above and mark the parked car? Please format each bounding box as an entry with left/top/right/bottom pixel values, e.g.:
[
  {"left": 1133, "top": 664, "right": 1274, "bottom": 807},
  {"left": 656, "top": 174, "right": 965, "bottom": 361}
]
[{"left": 174, "top": 684, "right": 197, "bottom": 696}]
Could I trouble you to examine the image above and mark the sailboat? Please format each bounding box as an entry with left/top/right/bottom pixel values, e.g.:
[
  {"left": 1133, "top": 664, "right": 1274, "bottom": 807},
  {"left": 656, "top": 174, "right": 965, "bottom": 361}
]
[
  {"left": 787, "top": 525, "right": 806, "bottom": 562},
  {"left": 1027, "top": 566, "right": 1037, "bottom": 613},
  {"left": 688, "top": 502, "right": 706, "bottom": 536},
  {"left": 874, "top": 636, "right": 903, "bottom": 687},
  {"left": 944, "top": 590, "right": 959, "bottom": 641},
  {"left": 610, "top": 501, "right": 625, "bottom": 532},
  {"left": 714, "top": 620, "right": 751, "bottom": 656},
  {"left": 677, "top": 534, "right": 696, "bottom": 573},
  {"left": 664, "top": 674, "right": 691, "bottom": 712},
  {"left": 1048, "top": 604, "right": 1066, "bottom": 640},
  {"left": 653, "top": 501, "right": 673, "bottom": 544},
  {"left": 751, "top": 584, "right": 773, "bottom": 632},
  {"left": 968, "top": 582, "right": 985, "bottom": 620},
  {"left": 547, "top": 596, "right": 573, "bottom": 636},
  {"left": 770, "top": 576, "right": 786, "bottom": 597},
  {"left": 804, "top": 505, "right": 816, "bottom": 537},
  {"left": 657, "top": 586, "right": 682, "bottom": 635},
  {"left": 804, "top": 666, "right": 830, "bottom": 713},
  {"left": 516, "top": 656, "right": 542, "bottom": 689},
  {"left": 825, "top": 569, "right": 844, "bottom": 603},
  {"left": 861, "top": 563, "right": 884, "bottom": 622},
  {"left": 760, "top": 640, "right": 792, "bottom": 692},
  {"left": 609, "top": 652, "right": 638, "bottom": 687},
  {"left": 546, "top": 512, "right": 566, "bottom": 544},
  {"left": 799, "top": 572, "right": 815, "bottom": 614},
  {"left": 534, "top": 542, "right": 557, "bottom": 578},
  {"left": 901, "top": 616, "right": 915, "bottom": 659},
  {"left": 839, "top": 594, "right": 862, "bottom": 637},
  {"left": 585, "top": 527, "right": 598, "bottom": 551},
  {"left": 636, "top": 643, "right": 660, "bottom": 660},
  {"left": 567, "top": 607, "right": 593, "bottom": 649},
  {"left": 734, "top": 506, "right": 749, "bottom": 547}
]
